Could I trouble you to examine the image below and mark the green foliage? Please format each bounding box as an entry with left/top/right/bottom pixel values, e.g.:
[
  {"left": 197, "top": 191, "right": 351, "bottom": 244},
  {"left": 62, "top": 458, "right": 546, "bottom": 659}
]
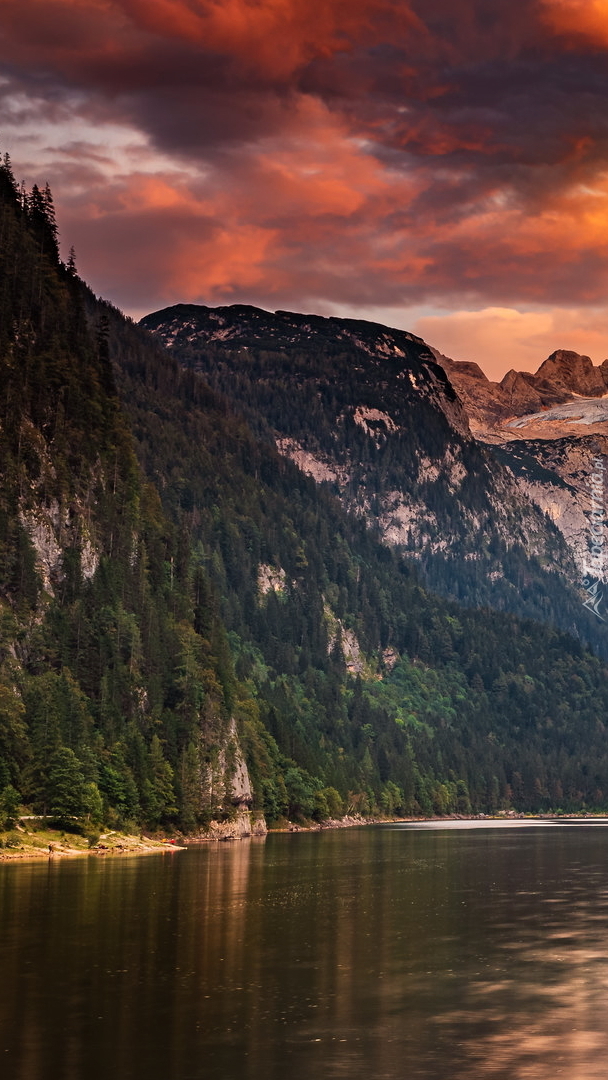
[
  {"left": 142, "top": 735, "right": 178, "bottom": 825},
  {"left": 323, "top": 787, "right": 344, "bottom": 818},
  {"left": 4, "top": 151, "right": 608, "bottom": 830},
  {"left": 47, "top": 747, "right": 87, "bottom": 823},
  {"left": 83, "top": 782, "right": 104, "bottom": 825},
  {"left": 0, "top": 784, "right": 21, "bottom": 828},
  {"left": 283, "top": 766, "right": 317, "bottom": 820}
]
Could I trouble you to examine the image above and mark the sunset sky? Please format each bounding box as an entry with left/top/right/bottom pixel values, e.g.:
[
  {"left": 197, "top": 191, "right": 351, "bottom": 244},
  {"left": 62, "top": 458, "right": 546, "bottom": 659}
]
[{"left": 4, "top": 0, "right": 608, "bottom": 377}]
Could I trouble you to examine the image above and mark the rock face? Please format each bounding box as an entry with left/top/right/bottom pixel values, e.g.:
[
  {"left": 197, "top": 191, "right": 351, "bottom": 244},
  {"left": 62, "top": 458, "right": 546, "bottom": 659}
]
[
  {"left": 196, "top": 719, "right": 268, "bottom": 839},
  {"left": 534, "top": 351, "right": 607, "bottom": 398},
  {"left": 433, "top": 348, "right": 608, "bottom": 581},
  {"left": 205, "top": 717, "right": 254, "bottom": 811},
  {"left": 19, "top": 500, "right": 101, "bottom": 597},
  {"left": 435, "top": 348, "right": 608, "bottom": 441},
  {"left": 493, "top": 436, "right": 608, "bottom": 580},
  {"left": 205, "top": 811, "right": 268, "bottom": 840}
]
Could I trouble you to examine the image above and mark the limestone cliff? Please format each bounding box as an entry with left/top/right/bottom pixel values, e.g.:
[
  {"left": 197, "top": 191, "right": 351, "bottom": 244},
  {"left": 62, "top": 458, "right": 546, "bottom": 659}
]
[
  {"left": 494, "top": 437, "right": 607, "bottom": 579},
  {"left": 433, "top": 347, "right": 608, "bottom": 582}
]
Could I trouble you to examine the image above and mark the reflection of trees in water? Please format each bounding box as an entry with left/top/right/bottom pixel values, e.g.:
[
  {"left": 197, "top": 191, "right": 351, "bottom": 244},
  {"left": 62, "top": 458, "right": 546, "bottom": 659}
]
[{"left": 5, "top": 827, "right": 608, "bottom": 1079}]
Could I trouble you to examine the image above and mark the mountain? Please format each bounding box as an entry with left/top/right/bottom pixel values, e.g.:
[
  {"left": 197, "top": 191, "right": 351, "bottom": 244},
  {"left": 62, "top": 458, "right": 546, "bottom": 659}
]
[
  {"left": 490, "top": 435, "right": 608, "bottom": 586},
  {"left": 141, "top": 303, "right": 604, "bottom": 650},
  {"left": 436, "top": 347, "right": 608, "bottom": 441},
  {"left": 6, "top": 154, "right": 608, "bottom": 826},
  {"left": 0, "top": 157, "right": 261, "bottom": 835},
  {"left": 431, "top": 348, "right": 608, "bottom": 586}
]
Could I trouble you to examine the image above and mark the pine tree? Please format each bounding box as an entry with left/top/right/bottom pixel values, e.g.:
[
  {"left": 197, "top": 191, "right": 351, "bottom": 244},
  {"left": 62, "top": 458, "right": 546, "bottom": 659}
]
[{"left": 47, "top": 747, "right": 87, "bottom": 822}]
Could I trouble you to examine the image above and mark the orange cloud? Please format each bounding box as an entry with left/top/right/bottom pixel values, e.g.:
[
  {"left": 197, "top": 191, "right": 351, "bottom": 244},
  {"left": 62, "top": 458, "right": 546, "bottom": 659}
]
[
  {"left": 7, "top": 0, "right": 608, "bottom": 336},
  {"left": 171, "top": 223, "right": 281, "bottom": 297},
  {"left": 415, "top": 307, "right": 608, "bottom": 378},
  {"left": 48, "top": 129, "right": 608, "bottom": 321},
  {"left": 125, "top": 0, "right": 424, "bottom": 77},
  {"left": 0, "top": 0, "right": 422, "bottom": 80},
  {"left": 541, "top": 0, "right": 608, "bottom": 47}
]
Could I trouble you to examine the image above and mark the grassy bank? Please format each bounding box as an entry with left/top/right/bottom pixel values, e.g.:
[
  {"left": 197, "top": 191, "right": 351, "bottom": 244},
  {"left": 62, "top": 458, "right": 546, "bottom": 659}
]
[{"left": 0, "top": 822, "right": 184, "bottom": 861}]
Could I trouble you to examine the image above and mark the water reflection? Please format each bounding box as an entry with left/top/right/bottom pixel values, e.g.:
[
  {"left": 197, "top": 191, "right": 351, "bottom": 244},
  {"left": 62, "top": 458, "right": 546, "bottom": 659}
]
[{"left": 3, "top": 825, "right": 608, "bottom": 1078}]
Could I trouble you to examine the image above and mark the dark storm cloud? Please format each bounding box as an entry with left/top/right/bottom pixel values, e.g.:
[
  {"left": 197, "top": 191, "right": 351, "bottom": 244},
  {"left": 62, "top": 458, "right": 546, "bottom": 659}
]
[{"left": 3, "top": 0, "right": 608, "bottom": 321}]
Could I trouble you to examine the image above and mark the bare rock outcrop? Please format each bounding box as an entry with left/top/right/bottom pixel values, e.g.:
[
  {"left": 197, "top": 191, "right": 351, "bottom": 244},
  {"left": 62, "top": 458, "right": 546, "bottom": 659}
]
[
  {"left": 205, "top": 810, "right": 268, "bottom": 841},
  {"left": 435, "top": 347, "right": 608, "bottom": 440},
  {"left": 534, "top": 351, "right": 607, "bottom": 398}
]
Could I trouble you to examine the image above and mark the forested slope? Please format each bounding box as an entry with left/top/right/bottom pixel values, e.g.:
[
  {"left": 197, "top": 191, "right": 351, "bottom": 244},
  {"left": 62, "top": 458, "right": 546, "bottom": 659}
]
[
  {"left": 0, "top": 155, "right": 251, "bottom": 832},
  {"left": 2, "top": 154, "right": 608, "bottom": 828},
  {"left": 142, "top": 304, "right": 606, "bottom": 655}
]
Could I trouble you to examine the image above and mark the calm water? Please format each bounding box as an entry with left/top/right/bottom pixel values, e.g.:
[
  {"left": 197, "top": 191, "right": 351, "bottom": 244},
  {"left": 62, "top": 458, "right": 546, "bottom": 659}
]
[{"left": 3, "top": 822, "right": 608, "bottom": 1079}]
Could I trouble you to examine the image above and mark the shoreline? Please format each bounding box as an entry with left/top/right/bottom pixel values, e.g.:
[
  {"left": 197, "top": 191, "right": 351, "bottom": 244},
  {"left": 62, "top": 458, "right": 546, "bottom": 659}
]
[
  {"left": 3, "top": 810, "right": 606, "bottom": 862},
  {"left": 267, "top": 809, "right": 608, "bottom": 834}
]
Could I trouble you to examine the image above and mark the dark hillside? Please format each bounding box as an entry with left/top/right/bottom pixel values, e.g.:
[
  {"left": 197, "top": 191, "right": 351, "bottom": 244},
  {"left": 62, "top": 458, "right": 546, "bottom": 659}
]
[
  {"left": 142, "top": 303, "right": 604, "bottom": 655},
  {"left": 2, "top": 153, "right": 608, "bottom": 826}
]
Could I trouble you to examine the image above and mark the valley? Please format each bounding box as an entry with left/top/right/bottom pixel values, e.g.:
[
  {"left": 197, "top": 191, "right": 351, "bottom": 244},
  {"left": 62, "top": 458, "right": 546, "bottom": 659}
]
[{"left": 3, "top": 156, "right": 608, "bottom": 838}]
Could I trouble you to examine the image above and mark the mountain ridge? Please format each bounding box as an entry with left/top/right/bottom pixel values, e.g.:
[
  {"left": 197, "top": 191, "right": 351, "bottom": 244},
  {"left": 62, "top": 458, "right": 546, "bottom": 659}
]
[
  {"left": 435, "top": 347, "right": 608, "bottom": 439},
  {"left": 142, "top": 301, "right": 602, "bottom": 648},
  {"left": 6, "top": 154, "right": 608, "bottom": 825}
]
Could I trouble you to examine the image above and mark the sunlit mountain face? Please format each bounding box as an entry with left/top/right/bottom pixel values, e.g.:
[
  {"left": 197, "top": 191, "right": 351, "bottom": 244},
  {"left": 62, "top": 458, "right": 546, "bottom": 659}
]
[
  {"left": 427, "top": 346, "right": 608, "bottom": 592},
  {"left": 4, "top": 0, "right": 608, "bottom": 372},
  {"left": 436, "top": 349, "right": 608, "bottom": 441}
]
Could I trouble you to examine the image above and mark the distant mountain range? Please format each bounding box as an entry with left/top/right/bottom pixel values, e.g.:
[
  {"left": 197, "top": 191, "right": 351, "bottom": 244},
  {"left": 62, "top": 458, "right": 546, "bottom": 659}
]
[
  {"left": 428, "top": 348, "right": 608, "bottom": 586},
  {"left": 436, "top": 347, "right": 608, "bottom": 440}
]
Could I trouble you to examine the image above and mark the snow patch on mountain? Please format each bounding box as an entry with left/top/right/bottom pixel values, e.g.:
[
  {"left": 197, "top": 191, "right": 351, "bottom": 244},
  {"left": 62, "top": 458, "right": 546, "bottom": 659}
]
[{"left": 508, "top": 397, "right": 608, "bottom": 430}]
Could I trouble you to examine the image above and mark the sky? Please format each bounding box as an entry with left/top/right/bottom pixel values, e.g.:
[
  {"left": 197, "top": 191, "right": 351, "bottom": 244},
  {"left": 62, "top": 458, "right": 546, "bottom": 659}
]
[{"left": 5, "top": 1, "right": 608, "bottom": 378}]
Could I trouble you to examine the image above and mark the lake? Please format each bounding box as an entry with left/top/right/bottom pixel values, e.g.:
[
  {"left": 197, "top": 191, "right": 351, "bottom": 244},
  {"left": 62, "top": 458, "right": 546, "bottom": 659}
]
[{"left": 3, "top": 820, "right": 608, "bottom": 1079}]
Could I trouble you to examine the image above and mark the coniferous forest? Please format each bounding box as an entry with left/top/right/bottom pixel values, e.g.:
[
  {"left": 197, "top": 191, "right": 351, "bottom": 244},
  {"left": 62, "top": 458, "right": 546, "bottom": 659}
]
[{"left": 2, "top": 151, "right": 608, "bottom": 833}]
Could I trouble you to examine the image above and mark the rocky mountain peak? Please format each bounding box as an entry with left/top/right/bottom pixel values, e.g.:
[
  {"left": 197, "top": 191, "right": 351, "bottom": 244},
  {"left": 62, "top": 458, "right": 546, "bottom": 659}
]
[
  {"left": 432, "top": 344, "right": 608, "bottom": 586},
  {"left": 534, "top": 350, "right": 607, "bottom": 397},
  {"left": 435, "top": 346, "right": 608, "bottom": 442}
]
